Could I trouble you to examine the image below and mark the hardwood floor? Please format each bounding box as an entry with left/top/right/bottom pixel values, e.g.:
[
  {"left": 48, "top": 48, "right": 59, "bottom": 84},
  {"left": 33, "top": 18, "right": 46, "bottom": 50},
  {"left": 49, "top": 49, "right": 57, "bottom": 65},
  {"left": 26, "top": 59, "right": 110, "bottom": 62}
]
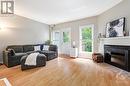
[{"left": 0, "top": 57, "right": 130, "bottom": 86}]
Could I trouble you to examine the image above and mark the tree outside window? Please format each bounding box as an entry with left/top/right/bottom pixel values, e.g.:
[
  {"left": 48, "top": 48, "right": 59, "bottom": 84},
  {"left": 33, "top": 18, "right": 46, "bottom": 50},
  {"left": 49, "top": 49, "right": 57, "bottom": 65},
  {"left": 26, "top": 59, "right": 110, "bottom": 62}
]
[
  {"left": 63, "top": 32, "right": 70, "bottom": 43},
  {"left": 81, "top": 27, "right": 92, "bottom": 52}
]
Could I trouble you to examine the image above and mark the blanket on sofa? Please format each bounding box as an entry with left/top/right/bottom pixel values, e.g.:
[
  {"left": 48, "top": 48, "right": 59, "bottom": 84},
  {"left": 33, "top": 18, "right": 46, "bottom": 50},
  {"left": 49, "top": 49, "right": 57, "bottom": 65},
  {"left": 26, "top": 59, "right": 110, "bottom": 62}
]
[{"left": 25, "top": 53, "right": 39, "bottom": 66}]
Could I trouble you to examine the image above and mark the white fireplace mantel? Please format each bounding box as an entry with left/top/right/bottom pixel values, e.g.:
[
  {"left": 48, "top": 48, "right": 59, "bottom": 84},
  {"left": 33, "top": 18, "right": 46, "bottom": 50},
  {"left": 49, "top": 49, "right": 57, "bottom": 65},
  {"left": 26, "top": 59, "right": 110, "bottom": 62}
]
[
  {"left": 100, "top": 36, "right": 130, "bottom": 41},
  {"left": 98, "top": 36, "right": 130, "bottom": 54}
]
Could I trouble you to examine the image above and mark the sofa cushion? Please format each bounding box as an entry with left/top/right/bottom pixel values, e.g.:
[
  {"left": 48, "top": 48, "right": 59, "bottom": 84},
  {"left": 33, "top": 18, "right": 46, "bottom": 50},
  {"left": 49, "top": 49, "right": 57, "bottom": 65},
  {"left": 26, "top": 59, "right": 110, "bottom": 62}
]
[
  {"left": 39, "top": 50, "right": 56, "bottom": 61},
  {"left": 9, "top": 53, "right": 27, "bottom": 61},
  {"left": 43, "top": 45, "right": 49, "bottom": 51},
  {"left": 34, "top": 45, "right": 41, "bottom": 51},
  {"left": 40, "top": 50, "right": 55, "bottom": 54},
  {"left": 7, "top": 45, "right": 23, "bottom": 53},
  {"left": 26, "top": 51, "right": 37, "bottom": 55},
  {"left": 15, "top": 53, "right": 27, "bottom": 56},
  {"left": 23, "top": 45, "right": 34, "bottom": 52}
]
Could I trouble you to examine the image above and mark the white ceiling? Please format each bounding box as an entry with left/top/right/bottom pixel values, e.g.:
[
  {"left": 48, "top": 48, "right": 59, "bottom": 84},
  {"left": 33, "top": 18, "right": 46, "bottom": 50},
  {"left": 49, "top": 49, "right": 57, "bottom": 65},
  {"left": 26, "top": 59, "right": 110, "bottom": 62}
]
[{"left": 14, "top": 0, "right": 122, "bottom": 24}]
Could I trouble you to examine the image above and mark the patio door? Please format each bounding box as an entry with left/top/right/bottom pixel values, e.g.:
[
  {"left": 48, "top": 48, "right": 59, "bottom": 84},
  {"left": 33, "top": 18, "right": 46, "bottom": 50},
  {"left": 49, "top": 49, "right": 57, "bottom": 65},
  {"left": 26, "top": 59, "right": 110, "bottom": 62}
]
[
  {"left": 52, "top": 31, "right": 60, "bottom": 51},
  {"left": 79, "top": 25, "right": 94, "bottom": 58},
  {"left": 52, "top": 28, "right": 71, "bottom": 55},
  {"left": 60, "top": 28, "right": 71, "bottom": 55}
]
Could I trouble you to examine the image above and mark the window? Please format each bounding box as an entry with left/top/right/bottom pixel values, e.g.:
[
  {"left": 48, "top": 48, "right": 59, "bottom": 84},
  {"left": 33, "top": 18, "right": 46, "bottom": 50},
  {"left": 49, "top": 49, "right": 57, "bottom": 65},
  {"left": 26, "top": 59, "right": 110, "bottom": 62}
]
[
  {"left": 52, "top": 31, "right": 60, "bottom": 46},
  {"left": 52, "top": 28, "right": 71, "bottom": 54},
  {"left": 80, "top": 25, "right": 93, "bottom": 52},
  {"left": 63, "top": 31, "right": 70, "bottom": 43}
]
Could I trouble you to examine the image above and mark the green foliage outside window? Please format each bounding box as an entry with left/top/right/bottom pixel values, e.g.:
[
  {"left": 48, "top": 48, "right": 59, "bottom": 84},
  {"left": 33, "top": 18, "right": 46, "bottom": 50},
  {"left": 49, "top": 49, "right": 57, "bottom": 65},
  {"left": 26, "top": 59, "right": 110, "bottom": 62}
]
[
  {"left": 81, "top": 27, "right": 92, "bottom": 52},
  {"left": 63, "top": 32, "right": 70, "bottom": 43}
]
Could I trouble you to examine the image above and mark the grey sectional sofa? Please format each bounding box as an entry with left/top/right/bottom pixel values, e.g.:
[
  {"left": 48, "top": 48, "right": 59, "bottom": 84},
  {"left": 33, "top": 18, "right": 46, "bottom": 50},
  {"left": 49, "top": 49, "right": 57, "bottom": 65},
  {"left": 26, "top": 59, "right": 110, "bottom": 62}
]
[{"left": 3, "top": 44, "right": 58, "bottom": 67}]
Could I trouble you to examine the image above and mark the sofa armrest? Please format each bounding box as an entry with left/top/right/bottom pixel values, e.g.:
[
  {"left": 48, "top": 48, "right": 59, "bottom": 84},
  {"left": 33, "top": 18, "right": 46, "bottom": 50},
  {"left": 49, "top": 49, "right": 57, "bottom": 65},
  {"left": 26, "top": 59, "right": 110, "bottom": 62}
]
[
  {"left": 49, "top": 45, "right": 58, "bottom": 52},
  {"left": 49, "top": 45, "right": 58, "bottom": 58},
  {"left": 3, "top": 50, "right": 15, "bottom": 66},
  {"left": 3, "top": 51, "right": 9, "bottom": 66}
]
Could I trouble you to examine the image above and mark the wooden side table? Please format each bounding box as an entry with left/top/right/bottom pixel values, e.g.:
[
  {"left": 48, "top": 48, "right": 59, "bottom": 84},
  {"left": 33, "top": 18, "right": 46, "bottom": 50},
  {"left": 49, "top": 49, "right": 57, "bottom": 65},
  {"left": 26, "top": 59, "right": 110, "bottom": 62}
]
[
  {"left": 70, "top": 48, "right": 78, "bottom": 58},
  {"left": 92, "top": 53, "right": 103, "bottom": 63}
]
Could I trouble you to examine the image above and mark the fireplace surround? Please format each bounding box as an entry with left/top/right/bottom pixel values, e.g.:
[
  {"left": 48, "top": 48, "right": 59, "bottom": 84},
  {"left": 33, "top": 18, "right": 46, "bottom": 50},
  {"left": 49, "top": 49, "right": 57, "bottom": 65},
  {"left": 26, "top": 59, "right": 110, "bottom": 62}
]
[{"left": 104, "top": 45, "right": 130, "bottom": 72}]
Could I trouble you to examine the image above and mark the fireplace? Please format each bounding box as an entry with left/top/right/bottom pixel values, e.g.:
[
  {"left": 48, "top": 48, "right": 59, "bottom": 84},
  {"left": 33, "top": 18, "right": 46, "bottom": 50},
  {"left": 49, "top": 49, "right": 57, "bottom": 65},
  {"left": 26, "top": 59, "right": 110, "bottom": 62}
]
[{"left": 104, "top": 45, "right": 130, "bottom": 72}]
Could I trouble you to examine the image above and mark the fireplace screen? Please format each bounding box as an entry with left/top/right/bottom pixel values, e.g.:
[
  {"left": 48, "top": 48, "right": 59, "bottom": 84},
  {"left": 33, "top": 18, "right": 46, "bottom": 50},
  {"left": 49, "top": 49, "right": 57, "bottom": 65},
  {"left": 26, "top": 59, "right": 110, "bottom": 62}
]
[
  {"left": 104, "top": 45, "right": 130, "bottom": 72},
  {"left": 111, "top": 53, "right": 125, "bottom": 66}
]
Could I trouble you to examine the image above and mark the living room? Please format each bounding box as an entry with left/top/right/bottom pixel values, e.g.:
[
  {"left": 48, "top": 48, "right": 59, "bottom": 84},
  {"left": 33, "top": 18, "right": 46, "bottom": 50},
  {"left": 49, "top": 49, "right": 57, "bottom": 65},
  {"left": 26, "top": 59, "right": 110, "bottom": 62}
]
[{"left": 0, "top": 0, "right": 130, "bottom": 86}]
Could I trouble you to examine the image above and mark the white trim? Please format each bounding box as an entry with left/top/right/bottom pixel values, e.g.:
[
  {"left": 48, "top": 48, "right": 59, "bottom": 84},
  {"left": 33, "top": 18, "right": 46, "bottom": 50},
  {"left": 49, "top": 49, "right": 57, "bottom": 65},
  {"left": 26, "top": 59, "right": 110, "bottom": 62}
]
[{"left": 79, "top": 24, "right": 94, "bottom": 53}]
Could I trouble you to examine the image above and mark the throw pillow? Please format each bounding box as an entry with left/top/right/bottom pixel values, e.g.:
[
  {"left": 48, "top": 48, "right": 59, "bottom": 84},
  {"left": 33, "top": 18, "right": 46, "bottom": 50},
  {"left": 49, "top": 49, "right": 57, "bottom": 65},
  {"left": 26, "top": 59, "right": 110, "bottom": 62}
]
[
  {"left": 43, "top": 45, "right": 49, "bottom": 51},
  {"left": 34, "top": 46, "right": 41, "bottom": 51},
  {"left": 8, "top": 49, "right": 15, "bottom": 56}
]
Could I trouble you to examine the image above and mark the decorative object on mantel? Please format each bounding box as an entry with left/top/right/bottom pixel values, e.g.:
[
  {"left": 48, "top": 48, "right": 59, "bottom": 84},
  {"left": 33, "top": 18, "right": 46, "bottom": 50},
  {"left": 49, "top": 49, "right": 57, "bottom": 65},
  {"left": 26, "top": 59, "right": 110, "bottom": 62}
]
[
  {"left": 106, "top": 17, "right": 125, "bottom": 38},
  {"left": 98, "top": 33, "right": 105, "bottom": 42},
  {"left": 98, "top": 33, "right": 105, "bottom": 39},
  {"left": 98, "top": 33, "right": 102, "bottom": 39}
]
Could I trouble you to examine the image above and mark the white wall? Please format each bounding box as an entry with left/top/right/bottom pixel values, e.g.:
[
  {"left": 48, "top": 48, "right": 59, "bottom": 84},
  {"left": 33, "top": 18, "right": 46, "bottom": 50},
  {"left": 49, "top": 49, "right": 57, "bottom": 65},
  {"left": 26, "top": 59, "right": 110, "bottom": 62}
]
[
  {"left": 53, "top": 0, "right": 130, "bottom": 55},
  {"left": 53, "top": 16, "right": 98, "bottom": 56},
  {"left": 0, "top": 15, "right": 49, "bottom": 63},
  {"left": 98, "top": 0, "right": 130, "bottom": 53}
]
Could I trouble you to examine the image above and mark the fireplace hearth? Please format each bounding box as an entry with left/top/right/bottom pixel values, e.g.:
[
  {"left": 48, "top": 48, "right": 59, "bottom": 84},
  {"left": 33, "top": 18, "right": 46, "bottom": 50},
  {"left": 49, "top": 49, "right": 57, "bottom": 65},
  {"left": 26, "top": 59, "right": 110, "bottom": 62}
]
[{"left": 104, "top": 45, "right": 130, "bottom": 72}]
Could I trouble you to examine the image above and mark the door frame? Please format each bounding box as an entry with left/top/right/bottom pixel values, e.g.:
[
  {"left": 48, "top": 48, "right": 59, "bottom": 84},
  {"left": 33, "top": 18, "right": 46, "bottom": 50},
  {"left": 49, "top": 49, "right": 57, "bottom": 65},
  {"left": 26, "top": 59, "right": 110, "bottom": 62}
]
[{"left": 79, "top": 24, "right": 94, "bottom": 53}]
